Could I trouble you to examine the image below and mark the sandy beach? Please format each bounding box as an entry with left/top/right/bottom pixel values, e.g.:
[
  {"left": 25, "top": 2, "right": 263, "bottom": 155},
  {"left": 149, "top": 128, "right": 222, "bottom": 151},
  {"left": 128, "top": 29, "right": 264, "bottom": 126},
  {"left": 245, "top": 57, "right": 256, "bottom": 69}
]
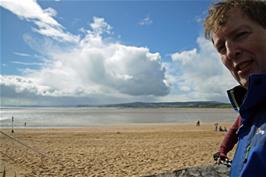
[{"left": 0, "top": 123, "right": 235, "bottom": 177}]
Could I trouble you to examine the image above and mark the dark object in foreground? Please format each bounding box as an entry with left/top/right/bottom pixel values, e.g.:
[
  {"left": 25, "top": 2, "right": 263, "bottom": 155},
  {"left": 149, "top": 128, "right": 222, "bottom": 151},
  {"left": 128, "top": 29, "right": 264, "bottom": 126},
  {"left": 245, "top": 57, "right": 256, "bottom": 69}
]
[
  {"left": 213, "top": 152, "right": 232, "bottom": 168},
  {"left": 141, "top": 164, "right": 230, "bottom": 177}
]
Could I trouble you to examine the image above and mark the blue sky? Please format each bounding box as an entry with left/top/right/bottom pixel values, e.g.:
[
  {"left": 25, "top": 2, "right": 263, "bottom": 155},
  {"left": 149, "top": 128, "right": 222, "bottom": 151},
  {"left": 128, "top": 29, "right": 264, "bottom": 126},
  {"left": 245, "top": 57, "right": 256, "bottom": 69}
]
[{"left": 0, "top": 0, "right": 237, "bottom": 106}]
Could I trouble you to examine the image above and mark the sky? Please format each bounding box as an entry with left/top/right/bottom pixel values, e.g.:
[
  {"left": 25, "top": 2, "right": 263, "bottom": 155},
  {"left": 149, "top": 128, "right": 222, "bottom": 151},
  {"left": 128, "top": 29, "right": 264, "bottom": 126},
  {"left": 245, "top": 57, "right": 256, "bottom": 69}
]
[{"left": 0, "top": 0, "right": 238, "bottom": 106}]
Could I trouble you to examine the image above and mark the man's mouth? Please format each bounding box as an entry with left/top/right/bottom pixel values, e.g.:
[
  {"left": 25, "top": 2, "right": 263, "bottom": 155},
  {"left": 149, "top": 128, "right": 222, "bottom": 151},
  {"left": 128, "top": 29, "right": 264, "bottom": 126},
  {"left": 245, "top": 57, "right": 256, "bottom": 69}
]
[
  {"left": 238, "top": 62, "right": 250, "bottom": 70},
  {"left": 236, "top": 60, "right": 253, "bottom": 74}
]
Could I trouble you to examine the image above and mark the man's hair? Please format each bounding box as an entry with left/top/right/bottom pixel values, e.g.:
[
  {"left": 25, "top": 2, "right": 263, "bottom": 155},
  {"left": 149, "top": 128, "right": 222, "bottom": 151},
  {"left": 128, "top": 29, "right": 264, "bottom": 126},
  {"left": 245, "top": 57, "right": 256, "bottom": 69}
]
[{"left": 204, "top": 0, "right": 266, "bottom": 39}]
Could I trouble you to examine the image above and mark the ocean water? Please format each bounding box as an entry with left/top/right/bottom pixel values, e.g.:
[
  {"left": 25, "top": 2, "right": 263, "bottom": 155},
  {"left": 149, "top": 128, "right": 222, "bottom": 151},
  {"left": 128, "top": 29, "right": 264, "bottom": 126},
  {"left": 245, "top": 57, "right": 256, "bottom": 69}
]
[{"left": 0, "top": 107, "right": 238, "bottom": 128}]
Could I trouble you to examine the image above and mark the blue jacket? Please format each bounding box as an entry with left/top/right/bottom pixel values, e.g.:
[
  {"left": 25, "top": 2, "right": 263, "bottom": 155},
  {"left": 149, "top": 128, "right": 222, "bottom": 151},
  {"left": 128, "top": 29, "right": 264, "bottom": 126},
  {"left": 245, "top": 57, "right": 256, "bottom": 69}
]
[{"left": 227, "top": 74, "right": 266, "bottom": 177}]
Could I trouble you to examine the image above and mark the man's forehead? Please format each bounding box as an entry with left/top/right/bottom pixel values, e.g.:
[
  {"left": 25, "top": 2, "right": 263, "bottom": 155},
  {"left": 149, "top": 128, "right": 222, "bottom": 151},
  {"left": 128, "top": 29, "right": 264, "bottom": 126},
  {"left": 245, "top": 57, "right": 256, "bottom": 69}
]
[{"left": 210, "top": 9, "right": 249, "bottom": 43}]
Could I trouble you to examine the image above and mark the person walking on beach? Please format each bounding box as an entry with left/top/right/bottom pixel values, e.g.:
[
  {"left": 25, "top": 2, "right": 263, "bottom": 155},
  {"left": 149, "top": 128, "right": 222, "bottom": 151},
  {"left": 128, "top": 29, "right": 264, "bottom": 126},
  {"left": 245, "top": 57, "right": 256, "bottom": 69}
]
[
  {"left": 11, "top": 116, "right": 14, "bottom": 133},
  {"left": 196, "top": 120, "right": 200, "bottom": 126},
  {"left": 214, "top": 122, "right": 219, "bottom": 131},
  {"left": 204, "top": 0, "right": 266, "bottom": 176}
]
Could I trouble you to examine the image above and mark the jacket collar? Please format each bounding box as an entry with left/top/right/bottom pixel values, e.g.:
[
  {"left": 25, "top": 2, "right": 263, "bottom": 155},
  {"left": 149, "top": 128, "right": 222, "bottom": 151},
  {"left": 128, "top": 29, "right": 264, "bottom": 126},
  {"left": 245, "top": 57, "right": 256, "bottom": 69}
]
[
  {"left": 227, "top": 85, "right": 246, "bottom": 112},
  {"left": 227, "top": 73, "right": 266, "bottom": 123}
]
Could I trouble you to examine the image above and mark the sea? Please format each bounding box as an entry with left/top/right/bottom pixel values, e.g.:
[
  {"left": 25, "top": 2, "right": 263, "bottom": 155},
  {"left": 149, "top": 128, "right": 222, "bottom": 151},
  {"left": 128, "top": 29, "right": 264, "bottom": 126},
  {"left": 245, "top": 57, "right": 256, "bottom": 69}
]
[{"left": 0, "top": 107, "right": 238, "bottom": 128}]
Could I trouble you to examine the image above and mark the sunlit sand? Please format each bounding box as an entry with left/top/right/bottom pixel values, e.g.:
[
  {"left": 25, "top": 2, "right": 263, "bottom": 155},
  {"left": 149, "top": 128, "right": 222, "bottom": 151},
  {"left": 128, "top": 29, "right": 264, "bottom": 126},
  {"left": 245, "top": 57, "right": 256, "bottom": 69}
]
[{"left": 0, "top": 123, "right": 235, "bottom": 177}]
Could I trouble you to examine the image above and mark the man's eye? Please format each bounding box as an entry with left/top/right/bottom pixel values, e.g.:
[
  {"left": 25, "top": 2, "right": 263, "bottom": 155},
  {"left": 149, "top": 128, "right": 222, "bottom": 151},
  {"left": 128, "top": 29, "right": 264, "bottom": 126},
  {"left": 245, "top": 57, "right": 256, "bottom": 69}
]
[
  {"left": 218, "top": 45, "right": 226, "bottom": 54},
  {"left": 235, "top": 31, "right": 249, "bottom": 40}
]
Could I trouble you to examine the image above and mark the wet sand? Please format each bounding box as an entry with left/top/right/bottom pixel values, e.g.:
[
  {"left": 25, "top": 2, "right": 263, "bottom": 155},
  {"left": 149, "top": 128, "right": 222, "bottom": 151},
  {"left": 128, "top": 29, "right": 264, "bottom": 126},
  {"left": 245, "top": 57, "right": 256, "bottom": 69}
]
[{"left": 0, "top": 123, "right": 235, "bottom": 177}]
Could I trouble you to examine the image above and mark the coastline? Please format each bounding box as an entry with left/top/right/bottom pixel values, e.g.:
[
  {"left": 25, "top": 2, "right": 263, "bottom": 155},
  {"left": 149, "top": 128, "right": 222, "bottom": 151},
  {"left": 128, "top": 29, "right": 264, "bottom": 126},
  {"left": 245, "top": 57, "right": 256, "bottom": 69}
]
[
  {"left": 1, "top": 107, "right": 237, "bottom": 128},
  {"left": 0, "top": 123, "right": 235, "bottom": 177}
]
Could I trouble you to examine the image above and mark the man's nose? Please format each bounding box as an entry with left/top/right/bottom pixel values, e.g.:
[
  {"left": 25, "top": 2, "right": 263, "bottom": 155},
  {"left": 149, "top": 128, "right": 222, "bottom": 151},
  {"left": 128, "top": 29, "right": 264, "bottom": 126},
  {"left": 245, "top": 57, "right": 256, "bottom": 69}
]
[{"left": 225, "top": 41, "right": 241, "bottom": 60}]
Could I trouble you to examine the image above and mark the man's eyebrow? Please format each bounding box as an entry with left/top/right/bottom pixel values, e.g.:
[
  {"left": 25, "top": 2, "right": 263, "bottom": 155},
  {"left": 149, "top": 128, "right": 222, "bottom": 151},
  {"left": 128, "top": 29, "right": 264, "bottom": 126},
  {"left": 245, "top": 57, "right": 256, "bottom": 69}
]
[{"left": 228, "top": 25, "right": 251, "bottom": 38}]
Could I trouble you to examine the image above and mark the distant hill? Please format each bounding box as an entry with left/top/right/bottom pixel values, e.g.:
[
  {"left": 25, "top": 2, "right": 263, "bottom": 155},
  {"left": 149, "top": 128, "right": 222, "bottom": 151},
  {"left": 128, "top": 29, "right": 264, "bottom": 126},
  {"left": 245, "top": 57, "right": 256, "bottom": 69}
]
[
  {"left": 77, "top": 101, "right": 231, "bottom": 108},
  {"left": 2, "top": 101, "right": 231, "bottom": 108}
]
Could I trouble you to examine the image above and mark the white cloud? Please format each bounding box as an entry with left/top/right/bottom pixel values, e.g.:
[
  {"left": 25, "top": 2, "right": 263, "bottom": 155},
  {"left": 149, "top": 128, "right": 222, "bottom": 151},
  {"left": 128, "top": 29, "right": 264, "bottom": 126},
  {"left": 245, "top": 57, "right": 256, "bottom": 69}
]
[
  {"left": 33, "top": 20, "right": 79, "bottom": 42},
  {"left": 171, "top": 48, "right": 197, "bottom": 65},
  {"left": 26, "top": 37, "right": 169, "bottom": 97},
  {"left": 43, "top": 7, "right": 57, "bottom": 17},
  {"left": 1, "top": 32, "right": 237, "bottom": 105},
  {"left": 0, "top": 75, "right": 52, "bottom": 96},
  {"left": 11, "top": 61, "right": 43, "bottom": 66},
  {"left": 166, "top": 36, "right": 237, "bottom": 102},
  {"left": 90, "top": 17, "right": 112, "bottom": 35},
  {"left": 1, "top": 17, "right": 169, "bottom": 106},
  {"left": 14, "top": 52, "right": 31, "bottom": 57},
  {"left": 139, "top": 16, "right": 152, "bottom": 26},
  {"left": 0, "top": 0, "right": 79, "bottom": 42}
]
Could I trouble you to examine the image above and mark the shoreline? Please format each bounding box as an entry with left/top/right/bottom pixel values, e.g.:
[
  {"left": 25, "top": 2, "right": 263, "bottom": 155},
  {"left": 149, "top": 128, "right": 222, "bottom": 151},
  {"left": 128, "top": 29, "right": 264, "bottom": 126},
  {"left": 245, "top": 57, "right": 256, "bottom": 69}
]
[{"left": 0, "top": 121, "right": 233, "bottom": 131}]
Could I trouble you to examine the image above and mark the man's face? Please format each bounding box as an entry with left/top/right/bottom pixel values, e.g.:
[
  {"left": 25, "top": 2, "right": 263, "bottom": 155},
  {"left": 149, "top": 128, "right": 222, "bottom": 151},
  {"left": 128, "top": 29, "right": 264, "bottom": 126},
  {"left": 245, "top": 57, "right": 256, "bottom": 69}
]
[{"left": 212, "top": 8, "right": 266, "bottom": 88}]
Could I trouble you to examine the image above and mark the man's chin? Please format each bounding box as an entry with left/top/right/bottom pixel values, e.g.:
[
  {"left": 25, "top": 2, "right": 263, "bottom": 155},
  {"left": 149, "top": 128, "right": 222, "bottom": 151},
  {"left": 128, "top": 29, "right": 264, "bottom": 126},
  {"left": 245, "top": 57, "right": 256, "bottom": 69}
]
[
  {"left": 232, "top": 74, "right": 248, "bottom": 88},
  {"left": 239, "top": 79, "right": 248, "bottom": 89}
]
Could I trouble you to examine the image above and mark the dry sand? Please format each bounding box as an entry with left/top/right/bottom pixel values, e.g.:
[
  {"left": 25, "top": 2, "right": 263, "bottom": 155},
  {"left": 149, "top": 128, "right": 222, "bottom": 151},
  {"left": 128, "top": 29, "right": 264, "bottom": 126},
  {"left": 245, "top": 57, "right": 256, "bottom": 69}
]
[{"left": 0, "top": 123, "right": 235, "bottom": 177}]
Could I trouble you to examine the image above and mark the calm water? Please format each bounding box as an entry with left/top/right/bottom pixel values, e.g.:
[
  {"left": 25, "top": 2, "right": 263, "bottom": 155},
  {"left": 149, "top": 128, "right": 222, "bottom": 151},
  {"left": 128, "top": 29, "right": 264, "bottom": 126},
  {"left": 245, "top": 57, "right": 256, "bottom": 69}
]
[{"left": 0, "top": 107, "right": 238, "bottom": 128}]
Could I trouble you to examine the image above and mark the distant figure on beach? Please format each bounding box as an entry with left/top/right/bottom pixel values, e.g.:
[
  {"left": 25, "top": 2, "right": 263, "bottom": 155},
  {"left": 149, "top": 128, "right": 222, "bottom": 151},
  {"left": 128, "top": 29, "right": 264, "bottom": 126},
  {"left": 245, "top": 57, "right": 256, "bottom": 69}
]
[
  {"left": 11, "top": 116, "right": 14, "bottom": 133},
  {"left": 219, "top": 126, "right": 227, "bottom": 132},
  {"left": 204, "top": 0, "right": 266, "bottom": 176},
  {"left": 196, "top": 120, "right": 200, "bottom": 126},
  {"left": 223, "top": 127, "right": 227, "bottom": 132},
  {"left": 24, "top": 122, "right": 27, "bottom": 127},
  {"left": 214, "top": 123, "right": 218, "bottom": 131}
]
